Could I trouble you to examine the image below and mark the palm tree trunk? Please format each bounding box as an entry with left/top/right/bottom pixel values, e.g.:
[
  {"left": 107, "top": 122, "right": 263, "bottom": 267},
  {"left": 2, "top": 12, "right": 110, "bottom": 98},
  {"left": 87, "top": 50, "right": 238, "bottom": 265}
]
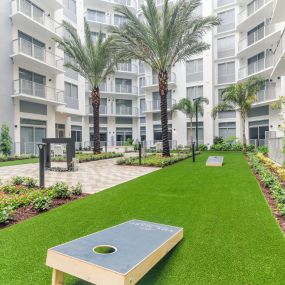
[
  {"left": 91, "top": 87, "right": 101, "bottom": 154},
  {"left": 241, "top": 112, "right": 247, "bottom": 153},
  {"left": 158, "top": 70, "right": 170, "bottom": 157}
]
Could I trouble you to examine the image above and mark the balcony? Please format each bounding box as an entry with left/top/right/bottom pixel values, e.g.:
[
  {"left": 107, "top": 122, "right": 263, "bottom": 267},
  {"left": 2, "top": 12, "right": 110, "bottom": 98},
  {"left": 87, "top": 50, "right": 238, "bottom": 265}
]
[
  {"left": 86, "top": 105, "right": 108, "bottom": 116},
  {"left": 144, "top": 99, "right": 175, "bottom": 112},
  {"left": 145, "top": 72, "right": 177, "bottom": 91},
  {"left": 11, "top": 38, "right": 64, "bottom": 74},
  {"left": 271, "top": 29, "right": 285, "bottom": 77},
  {"left": 84, "top": 11, "right": 112, "bottom": 29},
  {"left": 116, "top": 63, "right": 138, "bottom": 76},
  {"left": 10, "top": 0, "right": 62, "bottom": 38},
  {"left": 238, "top": 23, "right": 280, "bottom": 58},
  {"left": 237, "top": 0, "right": 273, "bottom": 31},
  {"left": 238, "top": 53, "right": 273, "bottom": 81},
  {"left": 84, "top": 0, "right": 137, "bottom": 11},
  {"left": 115, "top": 106, "right": 138, "bottom": 116},
  {"left": 85, "top": 82, "right": 138, "bottom": 96},
  {"left": 272, "top": 0, "right": 285, "bottom": 23},
  {"left": 254, "top": 83, "right": 276, "bottom": 104},
  {"left": 12, "top": 79, "right": 64, "bottom": 105}
]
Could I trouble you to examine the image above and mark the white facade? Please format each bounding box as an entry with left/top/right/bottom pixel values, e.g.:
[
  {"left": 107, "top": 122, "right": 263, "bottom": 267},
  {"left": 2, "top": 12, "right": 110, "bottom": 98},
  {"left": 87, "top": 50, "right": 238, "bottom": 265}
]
[{"left": 1, "top": 0, "right": 285, "bottom": 153}]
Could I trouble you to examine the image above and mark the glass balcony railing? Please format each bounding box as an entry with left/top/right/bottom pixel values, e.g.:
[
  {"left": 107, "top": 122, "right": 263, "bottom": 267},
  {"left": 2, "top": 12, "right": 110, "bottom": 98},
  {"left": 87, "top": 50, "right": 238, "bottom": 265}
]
[
  {"left": 145, "top": 72, "right": 176, "bottom": 87},
  {"left": 238, "top": 53, "right": 273, "bottom": 79},
  {"left": 84, "top": 11, "right": 111, "bottom": 25},
  {"left": 115, "top": 85, "right": 138, "bottom": 95},
  {"left": 255, "top": 83, "right": 276, "bottom": 103},
  {"left": 145, "top": 99, "right": 175, "bottom": 111},
  {"left": 87, "top": 105, "right": 108, "bottom": 115},
  {"left": 11, "top": 0, "right": 62, "bottom": 35},
  {"left": 238, "top": 23, "right": 276, "bottom": 52},
  {"left": 238, "top": 0, "right": 271, "bottom": 25},
  {"left": 117, "top": 63, "right": 138, "bottom": 73},
  {"left": 115, "top": 106, "right": 138, "bottom": 116},
  {"left": 12, "top": 38, "right": 63, "bottom": 70},
  {"left": 13, "top": 79, "right": 64, "bottom": 103},
  {"left": 273, "top": 29, "right": 285, "bottom": 66}
]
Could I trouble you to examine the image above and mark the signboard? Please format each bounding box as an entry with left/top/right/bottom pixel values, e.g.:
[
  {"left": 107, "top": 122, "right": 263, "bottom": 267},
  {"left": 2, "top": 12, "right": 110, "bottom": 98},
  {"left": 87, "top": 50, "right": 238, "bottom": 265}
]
[
  {"left": 206, "top": 156, "right": 224, "bottom": 167},
  {"left": 46, "top": 220, "right": 183, "bottom": 285}
]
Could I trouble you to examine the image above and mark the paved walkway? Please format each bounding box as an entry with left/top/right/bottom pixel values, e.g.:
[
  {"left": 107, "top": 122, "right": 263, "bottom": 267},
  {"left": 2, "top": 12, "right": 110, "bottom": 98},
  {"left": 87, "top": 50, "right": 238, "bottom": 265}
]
[{"left": 0, "top": 158, "right": 159, "bottom": 194}]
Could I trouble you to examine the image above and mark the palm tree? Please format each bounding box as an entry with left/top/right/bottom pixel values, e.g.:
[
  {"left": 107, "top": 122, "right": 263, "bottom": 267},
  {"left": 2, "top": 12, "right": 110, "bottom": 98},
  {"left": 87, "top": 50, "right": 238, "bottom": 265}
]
[
  {"left": 109, "top": 0, "right": 220, "bottom": 156},
  {"left": 54, "top": 20, "right": 118, "bottom": 154},
  {"left": 212, "top": 76, "right": 265, "bottom": 152},
  {"left": 172, "top": 97, "right": 209, "bottom": 146}
]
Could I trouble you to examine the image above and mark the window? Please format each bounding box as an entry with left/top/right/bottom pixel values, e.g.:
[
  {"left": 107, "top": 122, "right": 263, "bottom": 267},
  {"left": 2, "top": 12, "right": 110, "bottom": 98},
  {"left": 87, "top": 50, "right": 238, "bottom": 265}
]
[
  {"left": 152, "top": 112, "right": 172, "bottom": 121},
  {"left": 219, "top": 122, "right": 236, "bottom": 139},
  {"left": 86, "top": 9, "right": 106, "bottom": 23},
  {"left": 139, "top": 77, "right": 146, "bottom": 95},
  {"left": 140, "top": 126, "right": 146, "bottom": 142},
  {"left": 152, "top": 91, "right": 172, "bottom": 110},
  {"left": 91, "top": 32, "right": 106, "bottom": 42},
  {"left": 115, "top": 78, "right": 132, "bottom": 93},
  {"left": 248, "top": 106, "right": 269, "bottom": 117},
  {"left": 67, "top": 0, "right": 76, "bottom": 14},
  {"left": 217, "top": 9, "right": 235, "bottom": 33},
  {"left": 186, "top": 59, "right": 203, "bottom": 83},
  {"left": 217, "top": 0, "right": 234, "bottom": 7},
  {"left": 217, "top": 35, "right": 235, "bottom": 58},
  {"left": 249, "top": 119, "right": 269, "bottom": 145},
  {"left": 186, "top": 86, "right": 203, "bottom": 101},
  {"left": 248, "top": 51, "right": 265, "bottom": 75},
  {"left": 218, "top": 62, "right": 235, "bottom": 84},
  {"left": 139, "top": 61, "right": 145, "bottom": 74},
  {"left": 116, "top": 99, "right": 132, "bottom": 115},
  {"left": 140, "top": 117, "right": 146, "bottom": 124},
  {"left": 247, "top": 0, "right": 264, "bottom": 16},
  {"left": 116, "top": 128, "right": 133, "bottom": 145},
  {"left": 153, "top": 124, "right": 172, "bottom": 143},
  {"left": 19, "top": 0, "right": 44, "bottom": 24},
  {"left": 247, "top": 22, "right": 265, "bottom": 46},
  {"left": 140, "top": 99, "right": 146, "bottom": 114},
  {"left": 187, "top": 122, "right": 204, "bottom": 145},
  {"left": 71, "top": 125, "right": 82, "bottom": 142},
  {"left": 64, "top": 82, "right": 78, "bottom": 109},
  {"left": 114, "top": 14, "right": 127, "bottom": 26}
]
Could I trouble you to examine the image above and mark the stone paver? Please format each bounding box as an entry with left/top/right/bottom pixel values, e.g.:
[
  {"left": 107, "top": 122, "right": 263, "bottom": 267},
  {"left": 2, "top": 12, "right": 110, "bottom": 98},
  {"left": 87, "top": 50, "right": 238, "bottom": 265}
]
[{"left": 0, "top": 158, "right": 159, "bottom": 194}]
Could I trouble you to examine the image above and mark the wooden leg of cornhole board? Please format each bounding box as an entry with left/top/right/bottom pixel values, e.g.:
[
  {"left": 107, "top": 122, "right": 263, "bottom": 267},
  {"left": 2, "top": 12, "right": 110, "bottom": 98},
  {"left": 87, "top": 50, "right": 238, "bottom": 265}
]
[{"left": 52, "top": 269, "right": 64, "bottom": 285}]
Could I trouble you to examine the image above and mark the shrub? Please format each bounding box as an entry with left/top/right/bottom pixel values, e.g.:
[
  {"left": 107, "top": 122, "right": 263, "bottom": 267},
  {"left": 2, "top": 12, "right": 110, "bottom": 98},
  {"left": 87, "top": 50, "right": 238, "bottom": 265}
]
[
  {"left": 10, "top": 176, "right": 25, "bottom": 186},
  {"left": 0, "top": 124, "right": 12, "bottom": 156},
  {"left": 2, "top": 185, "right": 18, "bottom": 194},
  {"left": 70, "top": 183, "right": 82, "bottom": 196},
  {"left": 0, "top": 206, "right": 14, "bottom": 224},
  {"left": 52, "top": 182, "right": 71, "bottom": 198},
  {"left": 198, "top": 144, "right": 208, "bottom": 151},
  {"left": 33, "top": 196, "right": 51, "bottom": 212},
  {"left": 246, "top": 144, "right": 255, "bottom": 152},
  {"left": 213, "top": 136, "right": 224, "bottom": 145},
  {"left": 257, "top": 145, "right": 268, "bottom": 155},
  {"left": 23, "top": 177, "right": 37, "bottom": 188}
]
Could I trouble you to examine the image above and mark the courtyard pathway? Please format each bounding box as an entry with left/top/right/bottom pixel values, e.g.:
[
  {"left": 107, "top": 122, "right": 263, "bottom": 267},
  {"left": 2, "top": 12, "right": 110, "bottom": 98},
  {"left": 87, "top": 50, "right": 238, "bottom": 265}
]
[{"left": 0, "top": 158, "right": 159, "bottom": 193}]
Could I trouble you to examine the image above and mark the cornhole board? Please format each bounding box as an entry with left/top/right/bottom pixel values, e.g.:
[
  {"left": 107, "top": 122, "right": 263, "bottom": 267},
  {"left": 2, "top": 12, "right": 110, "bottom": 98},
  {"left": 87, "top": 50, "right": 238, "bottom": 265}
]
[
  {"left": 46, "top": 220, "right": 183, "bottom": 285},
  {"left": 206, "top": 156, "right": 224, "bottom": 167}
]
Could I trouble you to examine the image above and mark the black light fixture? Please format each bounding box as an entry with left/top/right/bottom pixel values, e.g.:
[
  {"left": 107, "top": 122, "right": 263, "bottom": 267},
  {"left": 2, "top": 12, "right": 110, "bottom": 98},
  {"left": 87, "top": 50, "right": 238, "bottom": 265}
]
[{"left": 193, "top": 97, "right": 202, "bottom": 151}]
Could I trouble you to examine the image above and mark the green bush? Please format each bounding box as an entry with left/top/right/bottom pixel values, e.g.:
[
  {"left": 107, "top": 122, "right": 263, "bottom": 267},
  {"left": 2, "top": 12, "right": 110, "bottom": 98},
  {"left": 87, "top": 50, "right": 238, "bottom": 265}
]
[
  {"left": 198, "top": 144, "right": 208, "bottom": 151},
  {"left": 33, "top": 196, "right": 51, "bottom": 212},
  {"left": 210, "top": 142, "right": 243, "bottom": 151},
  {"left": 0, "top": 206, "right": 14, "bottom": 224},
  {"left": 70, "top": 183, "right": 82, "bottom": 196},
  {"left": 257, "top": 145, "right": 268, "bottom": 155},
  {"left": 246, "top": 144, "right": 255, "bottom": 152},
  {"left": 213, "top": 136, "right": 224, "bottom": 145},
  {"left": 23, "top": 177, "right": 37, "bottom": 188},
  {"left": 10, "top": 176, "right": 25, "bottom": 186},
  {"left": 0, "top": 124, "right": 12, "bottom": 156},
  {"left": 52, "top": 182, "right": 71, "bottom": 198}
]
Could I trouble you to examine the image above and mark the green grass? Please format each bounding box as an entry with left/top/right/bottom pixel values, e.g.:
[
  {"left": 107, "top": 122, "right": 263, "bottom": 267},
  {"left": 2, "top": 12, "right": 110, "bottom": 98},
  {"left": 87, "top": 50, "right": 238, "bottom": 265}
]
[
  {"left": 0, "top": 158, "right": 39, "bottom": 167},
  {"left": 1, "top": 152, "right": 285, "bottom": 284}
]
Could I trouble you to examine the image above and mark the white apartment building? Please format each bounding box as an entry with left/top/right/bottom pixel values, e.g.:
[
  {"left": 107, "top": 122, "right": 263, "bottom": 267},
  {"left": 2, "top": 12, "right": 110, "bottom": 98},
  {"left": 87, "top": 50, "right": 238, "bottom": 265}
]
[{"left": 0, "top": 0, "right": 284, "bottom": 154}]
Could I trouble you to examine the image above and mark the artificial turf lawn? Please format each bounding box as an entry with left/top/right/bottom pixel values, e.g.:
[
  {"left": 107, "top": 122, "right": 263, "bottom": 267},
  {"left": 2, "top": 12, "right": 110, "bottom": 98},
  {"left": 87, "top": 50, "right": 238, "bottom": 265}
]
[
  {"left": 0, "top": 158, "right": 39, "bottom": 167},
  {"left": 1, "top": 152, "right": 285, "bottom": 285}
]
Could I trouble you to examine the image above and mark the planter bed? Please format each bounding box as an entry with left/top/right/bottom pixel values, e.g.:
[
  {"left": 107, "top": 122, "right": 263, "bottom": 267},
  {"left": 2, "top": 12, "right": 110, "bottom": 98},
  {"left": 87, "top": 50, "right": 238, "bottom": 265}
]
[
  {"left": 116, "top": 152, "right": 198, "bottom": 168},
  {"left": 0, "top": 178, "right": 87, "bottom": 229}
]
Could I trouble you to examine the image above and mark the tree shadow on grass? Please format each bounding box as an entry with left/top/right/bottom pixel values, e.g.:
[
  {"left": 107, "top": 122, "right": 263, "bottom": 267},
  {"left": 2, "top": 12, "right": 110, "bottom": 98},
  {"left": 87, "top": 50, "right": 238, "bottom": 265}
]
[{"left": 70, "top": 250, "right": 175, "bottom": 285}]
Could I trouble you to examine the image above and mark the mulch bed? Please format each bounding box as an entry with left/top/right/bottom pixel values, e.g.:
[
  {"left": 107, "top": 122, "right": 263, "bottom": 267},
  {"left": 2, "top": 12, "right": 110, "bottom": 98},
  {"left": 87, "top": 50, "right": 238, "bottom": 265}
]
[
  {"left": 252, "top": 169, "right": 285, "bottom": 233},
  {"left": 0, "top": 194, "right": 89, "bottom": 230}
]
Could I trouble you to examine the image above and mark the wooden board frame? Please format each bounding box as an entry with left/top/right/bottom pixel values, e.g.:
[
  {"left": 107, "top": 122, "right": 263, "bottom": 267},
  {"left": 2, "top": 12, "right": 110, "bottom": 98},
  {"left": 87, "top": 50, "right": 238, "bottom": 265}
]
[{"left": 46, "top": 220, "right": 183, "bottom": 285}]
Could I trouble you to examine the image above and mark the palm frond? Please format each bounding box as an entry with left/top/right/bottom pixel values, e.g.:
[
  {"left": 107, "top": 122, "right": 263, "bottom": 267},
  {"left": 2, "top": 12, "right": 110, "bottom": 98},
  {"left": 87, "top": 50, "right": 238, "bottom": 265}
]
[{"left": 211, "top": 103, "right": 234, "bottom": 119}]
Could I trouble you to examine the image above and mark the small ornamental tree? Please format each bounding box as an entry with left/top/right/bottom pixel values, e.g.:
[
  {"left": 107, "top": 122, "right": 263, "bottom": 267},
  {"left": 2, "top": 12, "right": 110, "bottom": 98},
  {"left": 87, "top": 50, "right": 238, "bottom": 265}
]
[{"left": 0, "top": 124, "right": 13, "bottom": 156}]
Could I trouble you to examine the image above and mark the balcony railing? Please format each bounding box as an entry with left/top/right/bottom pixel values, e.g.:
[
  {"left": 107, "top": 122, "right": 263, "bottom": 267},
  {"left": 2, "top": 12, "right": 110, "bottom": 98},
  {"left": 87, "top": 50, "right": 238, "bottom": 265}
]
[
  {"left": 238, "top": 23, "right": 276, "bottom": 52},
  {"left": 117, "top": 63, "right": 137, "bottom": 73},
  {"left": 255, "top": 83, "right": 276, "bottom": 103},
  {"left": 238, "top": 0, "right": 271, "bottom": 25},
  {"left": 84, "top": 11, "right": 112, "bottom": 25},
  {"left": 146, "top": 99, "right": 175, "bottom": 111},
  {"left": 87, "top": 105, "right": 108, "bottom": 115},
  {"left": 115, "top": 106, "right": 138, "bottom": 116},
  {"left": 115, "top": 85, "right": 138, "bottom": 95},
  {"left": 145, "top": 72, "right": 176, "bottom": 86},
  {"left": 238, "top": 53, "right": 273, "bottom": 79},
  {"left": 11, "top": 0, "right": 62, "bottom": 34},
  {"left": 13, "top": 79, "right": 64, "bottom": 102},
  {"left": 12, "top": 38, "right": 63, "bottom": 70},
  {"left": 273, "top": 28, "right": 285, "bottom": 66}
]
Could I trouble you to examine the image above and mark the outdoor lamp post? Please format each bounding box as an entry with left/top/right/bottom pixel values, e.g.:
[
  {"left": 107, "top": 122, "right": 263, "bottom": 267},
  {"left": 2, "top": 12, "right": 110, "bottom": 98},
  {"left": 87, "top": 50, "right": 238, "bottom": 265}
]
[
  {"left": 193, "top": 97, "right": 202, "bottom": 151},
  {"left": 37, "top": 143, "right": 46, "bottom": 188}
]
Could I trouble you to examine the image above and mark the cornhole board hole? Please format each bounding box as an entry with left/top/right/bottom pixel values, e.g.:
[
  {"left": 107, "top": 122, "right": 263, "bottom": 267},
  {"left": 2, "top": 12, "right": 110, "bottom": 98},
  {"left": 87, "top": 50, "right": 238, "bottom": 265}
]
[
  {"left": 206, "top": 156, "right": 224, "bottom": 167},
  {"left": 46, "top": 220, "right": 183, "bottom": 285}
]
